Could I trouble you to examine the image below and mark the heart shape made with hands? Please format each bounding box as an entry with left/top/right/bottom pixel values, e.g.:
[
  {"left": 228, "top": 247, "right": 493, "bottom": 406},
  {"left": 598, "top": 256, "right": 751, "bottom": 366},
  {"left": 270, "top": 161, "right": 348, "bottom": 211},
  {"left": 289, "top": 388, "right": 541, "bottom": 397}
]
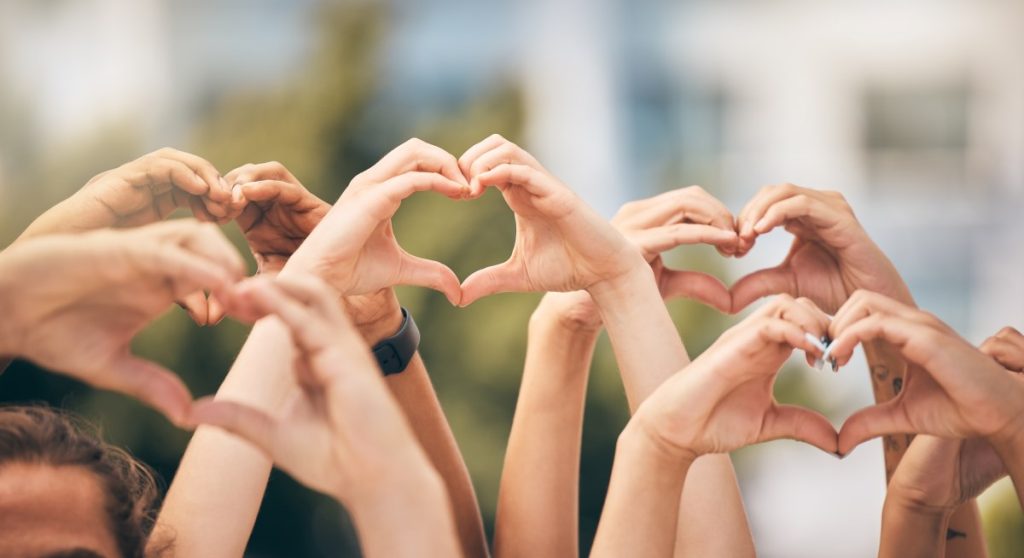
[{"left": 172, "top": 141, "right": 903, "bottom": 456}]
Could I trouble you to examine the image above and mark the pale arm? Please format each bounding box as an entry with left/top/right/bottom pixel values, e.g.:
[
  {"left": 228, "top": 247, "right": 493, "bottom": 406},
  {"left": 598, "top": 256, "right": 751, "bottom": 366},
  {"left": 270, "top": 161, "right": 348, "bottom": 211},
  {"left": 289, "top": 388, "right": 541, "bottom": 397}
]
[{"left": 493, "top": 295, "right": 599, "bottom": 558}]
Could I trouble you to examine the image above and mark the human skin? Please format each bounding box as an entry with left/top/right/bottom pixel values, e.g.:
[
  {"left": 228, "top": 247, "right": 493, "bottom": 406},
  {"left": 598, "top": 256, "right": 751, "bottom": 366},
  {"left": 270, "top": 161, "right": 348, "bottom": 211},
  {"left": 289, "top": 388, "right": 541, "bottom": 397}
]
[
  {"left": 591, "top": 295, "right": 838, "bottom": 557},
  {"left": 492, "top": 185, "right": 740, "bottom": 557},
  {"left": 0, "top": 221, "right": 245, "bottom": 424}
]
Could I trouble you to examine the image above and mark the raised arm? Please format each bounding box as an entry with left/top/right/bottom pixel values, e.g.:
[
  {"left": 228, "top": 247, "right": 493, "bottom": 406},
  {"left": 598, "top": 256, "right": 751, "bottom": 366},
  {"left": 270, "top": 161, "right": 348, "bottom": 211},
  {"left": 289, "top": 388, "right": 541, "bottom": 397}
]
[
  {"left": 191, "top": 275, "right": 461, "bottom": 557},
  {"left": 593, "top": 295, "right": 838, "bottom": 557},
  {"left": 732, "top": 185, "right": 986, "bottom": 551},
  {"left": 830, "top": 293, "right": 1024, "bottom": 508},
  {"left": 491, "top": 186, "right": 735, "bottom": 557},
  {"left": 0, "top": 221, "right": 243, "bottom": 422},
  {"left": 12, "top": 147, "right": 240, "bottom": 325},
  {"left": 457, "top": 135, "right": 752, "bottom": 556},
  {"left": 875, "top": 327, "right": 1019, "bottom": 557},
  {"left": 153, "top": 143, "right": 483, "bottom": 556}
]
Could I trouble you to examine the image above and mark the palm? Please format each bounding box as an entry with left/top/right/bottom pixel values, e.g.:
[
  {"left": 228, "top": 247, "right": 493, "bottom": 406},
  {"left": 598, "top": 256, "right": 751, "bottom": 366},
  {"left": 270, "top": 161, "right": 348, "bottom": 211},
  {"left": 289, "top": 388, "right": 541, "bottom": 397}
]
[
  {"left": 778, "top": 239, "right": 848, "bottom": 313},
  {"left": 267, "top": 393, "right": 343, "bottom": 497},
  {"left": 501, "top": 195, "right": 635, "bottom": 293},
  {"left": 239, "top": 200, "right": 328, "bottom": 273}
]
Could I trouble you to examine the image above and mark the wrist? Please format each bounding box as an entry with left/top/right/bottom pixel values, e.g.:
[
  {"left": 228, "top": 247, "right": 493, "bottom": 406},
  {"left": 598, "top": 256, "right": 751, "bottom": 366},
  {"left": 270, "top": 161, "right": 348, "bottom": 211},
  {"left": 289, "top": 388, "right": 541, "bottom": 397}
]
[
  {"left": 884, "top": 485, "right": 958, "bottom": 519},
  {"left": 586, "top": 257, "right": 657, "bottom": 307},
  {"left": 347, "top": 291, "right": 404, "bottom": 346},
  {"left": 530, "top": 292, "right": 603, "bottom": 334},
  {"left": 989, "top": 414, "right": 1024, "bottom": 462},
  {"left": 620, "top": 412, "right": 698, "bottom": 467}
]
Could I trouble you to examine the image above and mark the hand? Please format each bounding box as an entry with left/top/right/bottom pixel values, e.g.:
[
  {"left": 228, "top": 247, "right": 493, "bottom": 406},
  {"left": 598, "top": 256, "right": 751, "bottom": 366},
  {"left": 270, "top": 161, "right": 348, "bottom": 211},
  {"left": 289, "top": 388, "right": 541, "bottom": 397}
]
[
  {"left": 886, "top": 328, "right": 1020, "bottom": 511},
  {"left": 536, "top": 186, "right": 740, "bottom": 328},
  {"left": 457, "top": 135, "right": 645, "bottom": 306},
  {"left": 829, "top": 292, "right": 1024, "bottom": 455},
  {"left": 185, "top": 161, "right": 332, "bottom": 326},
  {"left": 732, "top": 184, "right": 912, "bottom": 314},
  {"left": 284, "top": 138, "right": 468, "bottom": 305},
  {"left": 226, "top": 161, "right": 331, "bottom": 275},
  {"left": 189, "top": 275, "right": 431, "bottom": 505},
  {"left": 0, "top": 220, "right": 246, "bottom": 423},
  {"left": 631, "top": 295, "right": 839, "bottom": 458},
  {"left": 19, "top": 148, "right": 237, "bottom": 240}
]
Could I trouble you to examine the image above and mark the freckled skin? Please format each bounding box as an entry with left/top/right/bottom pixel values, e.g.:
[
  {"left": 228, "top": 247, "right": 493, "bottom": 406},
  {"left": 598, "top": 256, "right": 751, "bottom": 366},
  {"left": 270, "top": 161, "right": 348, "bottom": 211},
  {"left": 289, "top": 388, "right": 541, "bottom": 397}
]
[{"left": 0, "top": 463, "right": 119, "bottom": 558}]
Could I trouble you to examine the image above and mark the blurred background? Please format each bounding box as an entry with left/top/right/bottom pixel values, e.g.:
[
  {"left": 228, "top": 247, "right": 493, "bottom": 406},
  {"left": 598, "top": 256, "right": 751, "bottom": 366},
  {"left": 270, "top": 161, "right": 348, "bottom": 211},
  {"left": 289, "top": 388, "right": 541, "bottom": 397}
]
[{"left": 1, "top": 0, "right": 1022, "bottom": 556}]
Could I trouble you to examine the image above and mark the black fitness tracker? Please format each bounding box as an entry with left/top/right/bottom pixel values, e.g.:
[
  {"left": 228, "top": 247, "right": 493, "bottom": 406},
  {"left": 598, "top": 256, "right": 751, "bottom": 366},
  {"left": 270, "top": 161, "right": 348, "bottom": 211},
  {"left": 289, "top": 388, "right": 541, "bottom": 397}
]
[{"left": 372, "top": 307, "right": 420, "bottom": 375}]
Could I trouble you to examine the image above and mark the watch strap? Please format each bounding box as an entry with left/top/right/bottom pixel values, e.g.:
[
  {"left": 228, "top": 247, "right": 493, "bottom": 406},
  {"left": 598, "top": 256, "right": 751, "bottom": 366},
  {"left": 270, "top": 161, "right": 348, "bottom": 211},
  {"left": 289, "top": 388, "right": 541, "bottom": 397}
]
[{"left": 372, "top": 307, "right": 420, "bottom": 375}]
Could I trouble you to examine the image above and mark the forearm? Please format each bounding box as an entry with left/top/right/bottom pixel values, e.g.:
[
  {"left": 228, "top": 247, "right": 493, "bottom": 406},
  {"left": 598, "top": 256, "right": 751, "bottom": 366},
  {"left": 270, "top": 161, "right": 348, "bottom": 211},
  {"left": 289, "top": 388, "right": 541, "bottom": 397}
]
[
  {"left": 944, "top": 501, "right": 988, "bottom": 558},
  {"left": 879, "top": 494, "right": 953, "bottom": 558},
  {"left": 350, "top": 466, "right": 463, "bottom": 558},
  {"left": 991, "top": 424, "right": 1024, "bottom": 506},
  {"left": 151, "top": 317, "right": 297, "bottom": 556},
  {"left": 15, "top": 193, "right": 100, "bottom": 242},
  {"left": 589, "top": 265, "right": 753, "bottom": 555},
  {"left": 385, "top": 354, "right": 488, "bottom": 558},
  {"left": 494, "top": 301, "right": 599, "bottom": 558},
  {"left": 592, "top": 422, "right": 693, "bottom": 557},
  {"left": 861, "top": 341, "right": 911, "bottom": 477}
]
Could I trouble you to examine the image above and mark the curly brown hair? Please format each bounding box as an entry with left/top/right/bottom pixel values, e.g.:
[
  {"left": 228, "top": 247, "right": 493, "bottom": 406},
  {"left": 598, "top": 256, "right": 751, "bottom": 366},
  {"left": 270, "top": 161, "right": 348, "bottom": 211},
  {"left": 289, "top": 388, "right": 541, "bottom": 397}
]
[{"left": 0, "top": 405, "right": 166, "bottom": 558}]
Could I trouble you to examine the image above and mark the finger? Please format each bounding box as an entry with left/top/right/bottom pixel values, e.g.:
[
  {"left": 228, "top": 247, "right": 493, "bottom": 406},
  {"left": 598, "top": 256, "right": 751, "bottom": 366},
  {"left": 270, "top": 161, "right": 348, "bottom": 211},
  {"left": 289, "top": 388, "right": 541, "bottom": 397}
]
[
  {"left": 630, "top": 224, "right": 738, "bottom": 255},
  {"left": 980, "top": 337, "right": 1024, "bottom": 372},
  {"left": 187, "top": 397, "right": 278, "bottom": 457},
  {"left": 474, "top": 163, "right": 558, "bottom": 199},
  {"left": 206, "top": 294, "right": 227, "bottom": 326},
  {"left": 830, "top": 290, "right": 938, "bottom": 337},
  {"left": 139, "top": 245, "right": 236, "bottom": 301},
  {"left": 618, "top": 186, "right": 735, "bottom": 233},
  {"left": 658, "top": 270, "right": 732, "bottom": 313},
  {"left": 398, "top": 253, "right": 462, "bottom": 306},
  {"left": 837, "top": 399, "right": 911, "bottom": 457},
  {"left": 826, "top": 313, "right": 931, "bottom": 369},
  {"left": 159, "top": 148, "right": 232, "bottom": 203},
  {"left": 737, "top": 183, "right": 806, "bottom": 239},
  {"left": 459, "top": 262, "right": 524, "bottom": 307},
  {"left": 238, "top": 180, "right": 307, "bottom": 206},
  {"left": 178, "top": 291, "right": 210, "bottom": 326},
  {"left": 377, "top": 172, "right": 468, "bottom": 207},
  {"left": 468, "top": 141, "right": 543, "bottom": 189},
  {"left": 271, "top": 274, "right": 349, "bottom": 325},
  {"left": 173, "top": 221, "right": 248, "bottom": 281},
  {"left": 775, "top": 297, "right": 831, "bottom": 341},
  {"left": 243, "top": 280, "right": 334, "bottom": 358},
  {"left": 133, "top": 157, "right": 209, "bottom": 197},
  {"left": 188, "top": 195, "right": 219, "bottom": 222},
  {"left": 458, "top": 134, "right": 509, "bottom": 178},
  {"left": 757, "top": 317, "right": 822, "bottom": 354},
  {"left": 763, "top": 403, "right": 839, "bottom": 455},
  {"left": 360, "top": 138, "right": 468, "bottom": 189},
  {"left": 106, "top": 355, "right": 194, "bottom": 427},
  {"left": 227, "top": 161, "right": 298, "bottom": 186},
  {"left": 751, "top": 193, "right": 843, "bottom": 236},
  {"left": 729, "top": 265, "right": 797, "bottom": 314}
]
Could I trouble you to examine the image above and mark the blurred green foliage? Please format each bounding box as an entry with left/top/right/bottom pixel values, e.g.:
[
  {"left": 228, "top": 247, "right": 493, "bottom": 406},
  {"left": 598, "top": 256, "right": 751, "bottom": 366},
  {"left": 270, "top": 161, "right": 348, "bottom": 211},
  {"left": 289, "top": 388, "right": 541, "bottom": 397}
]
[{"left": 0, "top": 2, "right": 1020, "bottom": 557}]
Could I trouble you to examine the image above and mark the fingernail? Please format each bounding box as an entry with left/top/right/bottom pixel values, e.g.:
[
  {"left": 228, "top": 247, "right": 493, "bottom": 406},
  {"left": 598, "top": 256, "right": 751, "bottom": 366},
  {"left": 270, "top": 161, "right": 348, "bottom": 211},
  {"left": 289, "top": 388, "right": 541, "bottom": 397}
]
[{"left": 753, "top": 218, "right": 768, "bottom": 232}]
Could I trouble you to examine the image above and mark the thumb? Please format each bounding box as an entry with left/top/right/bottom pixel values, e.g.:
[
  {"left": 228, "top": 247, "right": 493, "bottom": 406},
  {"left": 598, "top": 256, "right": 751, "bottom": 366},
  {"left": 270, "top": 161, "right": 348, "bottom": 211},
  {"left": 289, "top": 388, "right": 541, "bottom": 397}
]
[
  {"left": 459, "top": 261, "right": 523, "bottom": 307},
  {"left": 206, "top": 293, "right": 228, "bottom": 326},
  {"left": 106, "top": 355, "right": 194, "bottom": 427},
  {"left": 762, "top": 403, "right": 839, "bottom": 455},
  {"left": 730, "top": 265, "right": 796, "bottom": 314},
  {"left": 398, "top": 253, "right": 462, "bottom": 306},
  {"left": 659, "top": 269, "right": 732, "bottom": 313},
  {"left": 838, "top": 399, "right": 910, "bottom": 457},
  {"left": 187, "top": 397, "right": 277, "bottom": 458},
  {"left": 178, "top": 291, "right": 210, "bottom": 326}
]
